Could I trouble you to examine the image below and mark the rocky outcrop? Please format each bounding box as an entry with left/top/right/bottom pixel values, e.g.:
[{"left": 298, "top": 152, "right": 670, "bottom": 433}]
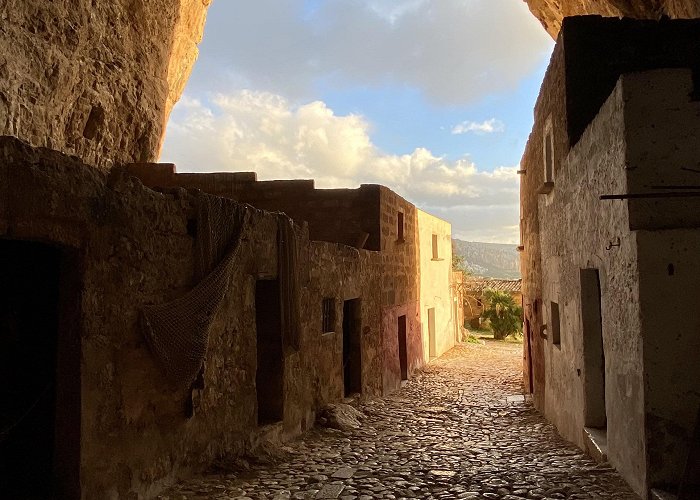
[
  {"left": 525, "top": 0, "right": 700, "bottom": 38},
  {"left": 0, "top": 0, "right": 210, "bottom": 169}
]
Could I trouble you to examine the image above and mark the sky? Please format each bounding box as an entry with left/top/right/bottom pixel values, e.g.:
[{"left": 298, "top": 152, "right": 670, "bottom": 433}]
[{"left": 160, "top": 0, "right": 554, "bottom": 243}]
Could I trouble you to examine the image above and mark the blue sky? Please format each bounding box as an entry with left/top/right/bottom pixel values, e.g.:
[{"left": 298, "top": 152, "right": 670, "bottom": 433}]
[{"left": 161, "top": 0, "right": 554, "bottom": 243}]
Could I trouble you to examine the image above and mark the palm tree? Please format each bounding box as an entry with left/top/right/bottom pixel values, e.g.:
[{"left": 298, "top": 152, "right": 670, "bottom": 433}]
[{"left": 482, "top": 289, "right": 523, "bottom": 340}]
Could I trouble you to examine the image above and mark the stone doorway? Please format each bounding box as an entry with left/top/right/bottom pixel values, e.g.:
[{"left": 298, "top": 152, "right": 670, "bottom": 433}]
[
  {"left": 342, "top": 298, "right": 362, "bottom": 397},
  {"left": 581, "top": 268, "right": 607, "bottom": 460},
  {"left": 255, "top": 279, "right": 284, "bottom": 425},
  {"left": 525, "top": 318, "right": 534, "bottom": 394},
  {"left": 581, "top": 269, "right": 606, "bottom": 429},
  {"left": 0, "top": 240, "right": 81, "bottom": 499},
  {"left": 427, "top": 307, "right": 436, "bottom": 358},
  {"left": 398, "top": 315, "right": 408, "bottom": 381}
]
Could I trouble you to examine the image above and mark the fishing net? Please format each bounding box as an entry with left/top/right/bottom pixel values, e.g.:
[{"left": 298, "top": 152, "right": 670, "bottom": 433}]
[{"left": 141, "top": 193, "right": 249, "bottom": 388}]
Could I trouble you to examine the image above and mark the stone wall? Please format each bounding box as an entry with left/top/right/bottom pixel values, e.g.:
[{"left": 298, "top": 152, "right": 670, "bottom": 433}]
[
  {"left": 0, "top": 136, "right": 383, "bottom": 497},
  {"left": 534, "top": 78, "right": 646, "bottom": 495},
  {"left": 125, "top": 167, "right": 382, "bottom": 251},
  {"left": 520, "top": 38, "right": 567, "bottom": 404},
  {"left": 379, "top": 187, "right": 422, "bottom": 395},
  {"left": 520, "top": 20, "right": 700, "bottom": 497},
  {"left": 0, "top": 0, "right": 210, "bottom": 169},
  {"left": 126, "top": 166, "right": 452, "bottom": 397},
  {"left": 623, "top": 69, "right": 700, "bottom": 492}
]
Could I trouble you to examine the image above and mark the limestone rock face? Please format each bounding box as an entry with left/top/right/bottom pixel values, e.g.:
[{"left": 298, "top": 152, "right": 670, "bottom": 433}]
[
  {"left": 0, "top": 0, "right": 210, "bottom": 169},
  {"left": 525, "top": 0, "right": 700, "bottom": 38}
]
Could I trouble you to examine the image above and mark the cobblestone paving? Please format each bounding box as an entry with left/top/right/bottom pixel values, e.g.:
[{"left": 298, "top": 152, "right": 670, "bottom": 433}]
[{"left": 161, "top": 341, "right": 638, "bottom": 499}]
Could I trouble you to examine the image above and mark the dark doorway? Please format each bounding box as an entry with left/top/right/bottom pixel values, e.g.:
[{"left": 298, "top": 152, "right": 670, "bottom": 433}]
[
  {"left": 581, "top": 269, "right": 606, "bottom": 429},
  {"left": 427, "top": 307, "right": 436, "bottom": 358},
  {"left": 255, "top": 279, "right": 284, "bottom": 425},
  {"left": 342, "top": 299, "right": 362, "bottom": 396},
  {"left": 0, "top": 240, "right": 81, "bottom": 499},
  {"left": 398, "top": 315, "right": 408, "bottom": 381},
  {"left": 525, "top": 318, "right": 534, "bottom": 394}
]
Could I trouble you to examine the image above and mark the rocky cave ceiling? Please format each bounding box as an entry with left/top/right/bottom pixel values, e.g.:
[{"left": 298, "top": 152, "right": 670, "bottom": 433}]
[{"left": 525, "top": 0, "right": 700, "bottom": 38}]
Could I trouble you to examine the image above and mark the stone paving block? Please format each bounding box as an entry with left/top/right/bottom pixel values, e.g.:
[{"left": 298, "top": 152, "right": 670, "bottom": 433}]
[
  {"left": 315, "top": 483, "right": 344, "bottom": 498},
  {"left": 330, "top": 467, "right": 355, "bottom": 479}
]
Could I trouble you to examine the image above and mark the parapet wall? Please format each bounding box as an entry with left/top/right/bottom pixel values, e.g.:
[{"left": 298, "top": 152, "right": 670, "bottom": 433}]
[
  {"left": 0, "top": 136, "right": 383, "bottom": 497},
  {"left": 126, "top": 165, "right": 382, "bottom": 251}
]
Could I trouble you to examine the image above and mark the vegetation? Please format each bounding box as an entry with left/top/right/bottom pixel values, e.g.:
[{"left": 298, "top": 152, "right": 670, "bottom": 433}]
[
  {"left": 481, "top": 289, "right": 523, "bottom": 341},
  {"left": 451, "top": 241, "right": 469, "bottom": 276}
]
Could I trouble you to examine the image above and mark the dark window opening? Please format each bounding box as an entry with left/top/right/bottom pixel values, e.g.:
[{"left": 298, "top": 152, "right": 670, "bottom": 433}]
[
  {"left": 581, "top": 269, "right": 606, "bottom": 429},
  {"left": 322, "top": 297, "right": 335, "bottom": 333},
  {"left": 544, "top": 128, "right": 555, "bottom": 184},
  {"left": 432, "top": 234, "right": 439, "bottom": 259},
  {"left": 397, "top": 212, "right": 404, "bottom": 241},
  {"left": 551, "top": 301, "right": 561, "bottom": 347},
  {"left": 255, "top": 279, "right": 284, "bottom": 425},
  {"left": 397, "top": 315, "right": 408, "bottom": 381},
  {"left": 0, "top": 240, "right": 81, "bottom": 499},
  {"left": 342, "top": 299, "right": 362, "bottom": 396}
]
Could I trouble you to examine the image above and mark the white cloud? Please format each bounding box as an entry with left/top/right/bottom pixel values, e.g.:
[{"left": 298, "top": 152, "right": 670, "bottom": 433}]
[
  {"left": 161, "top": 91, "right": 520, "bottom": 243},
  {"left": 451, "top": 118, "right": 505, "bottom": 135},
  {"left": 186, "top": 0, "right": 553, "bottom": 105}
]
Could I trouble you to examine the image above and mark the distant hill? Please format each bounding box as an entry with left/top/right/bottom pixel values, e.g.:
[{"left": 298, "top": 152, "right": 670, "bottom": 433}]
[{"left": 452, "top": 239, "right": 521, "bottom": 279}]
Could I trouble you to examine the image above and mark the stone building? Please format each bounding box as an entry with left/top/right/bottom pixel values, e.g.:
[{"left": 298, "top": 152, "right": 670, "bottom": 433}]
[
  {"left": 6, "top": 1, "right": 700, "bottom": 498},
  {"left": 1, "top": 140, "right": 456, "bottom": 497},
  {"left": 520, "top": 16, "right": 700, "bottom": 499},
  {"left": 126, "top": 166, "right": 460, "bottom": 395},
  {"left": 461, "top": 278, "right": 522, "bottom": 329},
  {"left": 417, "top": 209, "right": 461, "bottom": 363}
]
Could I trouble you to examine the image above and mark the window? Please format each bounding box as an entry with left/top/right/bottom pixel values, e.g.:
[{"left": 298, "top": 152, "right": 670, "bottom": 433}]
[
  {"left": 432, "top": 234, "right": 439, "bottom": 259},
  {"left": 551, "top": 301, "right": 561, "bottom": 347},
  {"left": 397, "top": 211, "right": 404, "bottom": 241},
  {"left": 540, "top": 115, "right": 555, "bottom": 194},
  {"left": 322, "top": 297, "right": 335, "bottom": 333},
  {"left": 544, "top": 129, "right": 554, "bottom": 183}
]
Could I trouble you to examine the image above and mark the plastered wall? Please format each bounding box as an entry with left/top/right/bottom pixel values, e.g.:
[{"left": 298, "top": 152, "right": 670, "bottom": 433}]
[
  {"left": 417, "top": 209, "right": 456, "bottom": 361},
  {"left": 624, "top": 69, "right": 700, "bottom": 492}
]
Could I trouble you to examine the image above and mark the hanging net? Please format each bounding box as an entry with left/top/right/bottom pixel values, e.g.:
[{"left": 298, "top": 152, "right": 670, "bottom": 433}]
[{"left": 140, "top": 194, "right": 249, "bottom": 388}]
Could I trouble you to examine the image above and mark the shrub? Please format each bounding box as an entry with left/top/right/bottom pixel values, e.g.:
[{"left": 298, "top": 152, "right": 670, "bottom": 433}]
[{"left": 481, "top": 289, "right": 523, "bottom": 341}]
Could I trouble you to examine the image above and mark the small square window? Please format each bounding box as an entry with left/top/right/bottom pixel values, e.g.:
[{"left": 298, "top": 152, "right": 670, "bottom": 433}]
[
  {"left": 322, "top": 298, "right": 335, "bottom": 333},
  {"left": 539, "top": 115, "right": 555, "bottom": 195},
  {"left": 551, "top": 301, "right": 561, "bottom": 346},
  {"left": 432, "top": 234, "right": 439, "bottom": 259}
]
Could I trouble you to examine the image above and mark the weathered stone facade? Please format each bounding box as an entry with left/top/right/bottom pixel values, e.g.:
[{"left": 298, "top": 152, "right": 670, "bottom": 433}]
[
  {"left": 520, "top": 16, "right": 700, "bottom": 499},
  {"left": 0, "top": 134, "right": 456, "bottom": 497},
  {"left": 0, "top": 136, "right": 394, "bottom": 498},
  {"left": 126, "top": 166, "right": 458, "bottom": 397}
]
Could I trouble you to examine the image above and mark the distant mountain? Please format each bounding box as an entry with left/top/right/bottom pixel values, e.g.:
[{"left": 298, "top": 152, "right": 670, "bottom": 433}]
[{"left": 452, "top": 239, "right": 521, "bottom": 279}]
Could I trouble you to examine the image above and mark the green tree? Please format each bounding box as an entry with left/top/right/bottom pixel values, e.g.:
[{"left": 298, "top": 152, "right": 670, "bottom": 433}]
[{"left": 482, "top": 289, "right": 523, "bottom": 341}]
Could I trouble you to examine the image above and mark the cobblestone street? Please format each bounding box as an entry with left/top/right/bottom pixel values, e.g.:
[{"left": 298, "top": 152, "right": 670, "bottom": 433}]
[{"left": 161, "top": 342, "right": 638, "bottom": 499}]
